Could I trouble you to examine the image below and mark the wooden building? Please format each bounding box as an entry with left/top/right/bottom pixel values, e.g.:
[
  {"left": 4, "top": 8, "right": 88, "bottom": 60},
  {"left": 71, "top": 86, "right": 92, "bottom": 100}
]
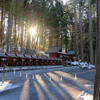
[{"left": 45, "top": 46, "right": 66, "bottom": 58}]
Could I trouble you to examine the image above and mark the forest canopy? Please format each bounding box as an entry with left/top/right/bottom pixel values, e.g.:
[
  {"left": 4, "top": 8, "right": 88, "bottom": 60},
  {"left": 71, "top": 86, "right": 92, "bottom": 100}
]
[{"left": 0, "top": 0, "right": 96, "bottom": 64}]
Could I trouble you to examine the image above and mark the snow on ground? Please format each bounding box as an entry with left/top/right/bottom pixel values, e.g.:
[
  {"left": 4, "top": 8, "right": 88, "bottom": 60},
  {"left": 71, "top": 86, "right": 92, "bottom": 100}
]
[
  {"left": 0, "top": 65, "right": 64, "bottom": 72},
  {"left": 88, "top": 65, "right": 95, "bottom": 69},
  {"left": 80, "top": 64, "right": 88, "bottom": 68},
  {"left": 76, "top": 91, "right": 93, "bottom": 100},
  {"left": 77, "top": 93, "right": 93, "bottom": 100},
  {"left": 0, "top": 82, "right": 20, "bottom": 92},
  {"left": 80, "top": 64, "right": 95, "bottom": 69},
  {"left": 71, "top": 61, "right": 88, "bottom": 66},
  {"left": 84, "top": 84, "right": 94, "bottom": 88},
  {"left": 71, "top": 61, "right": 95, "bottom": 69},
  {"left": 80, "top": 62, "right": 88, "bottom": 66},
  {"left": 71, "top": 61, "right": 79, "bottom": 66}
]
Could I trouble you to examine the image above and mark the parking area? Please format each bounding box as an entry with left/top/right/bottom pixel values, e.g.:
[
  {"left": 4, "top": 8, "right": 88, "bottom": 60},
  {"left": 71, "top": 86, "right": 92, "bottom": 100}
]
[{"left": 0, "top": 66, "right": 95, "bottom": 100}]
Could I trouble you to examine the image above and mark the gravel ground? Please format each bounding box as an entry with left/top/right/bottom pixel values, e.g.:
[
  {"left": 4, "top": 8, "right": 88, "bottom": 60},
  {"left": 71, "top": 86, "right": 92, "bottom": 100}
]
[{"left": 0, "top": 66, "right": 95, "bottom": 100}]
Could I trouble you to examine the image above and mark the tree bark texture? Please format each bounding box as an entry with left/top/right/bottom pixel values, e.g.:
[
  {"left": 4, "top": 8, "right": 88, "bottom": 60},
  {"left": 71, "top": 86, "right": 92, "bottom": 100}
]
[
  {"left": 0, "top": 0, "right": 4, "bottom": 42},
  {"left": 6, "top": 0, "right": 14, "bottom": 52},
  {"left": 73, "top": 0, "right": 78, "bottom": 60},
  {"left": 89, "top": 0, "right": 94, "bottom": 64},
  {"left": 79, "top": 0, "right": 84, "bottom": 61},
  {"left": 21, "top": 21, "right": 24, "bottom": 53},
  {"left": 93, "top": 0, "right": 100, "bottom": 99}
]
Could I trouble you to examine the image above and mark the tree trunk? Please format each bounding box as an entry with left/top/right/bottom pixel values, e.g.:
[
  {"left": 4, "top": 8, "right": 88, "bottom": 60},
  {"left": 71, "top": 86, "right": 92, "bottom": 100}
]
[
  {"left": 6, "top": 0, "right": 14, "bottom": 52},
  {"left": 49, "top": 32, "right": 52, "bottom": 46},
  {"left": 21, "top": 21, "right": 24, "bottom": 53},
  {"left": 14, "top": 0, "right": 17, "bottom": 47},
  {"left": 93, "top": 0, "right": 100, "bottom": 99},
  {"left": 60, "top": 35, "right": 63, "bottom": 49},
  {"left": 79, "top": 0, "right": 84, "bottom": 61},
  {"left": 0, "top": 0, "right": 4, "bottom": 42},
  {"left": 88, "top": 0, "right": 94, "bottom": 64},
  {"left": 14, "top": 17, "right": 16, "bottom": 46},
  {"left": 43, "top": 27, "right": 46, "bottom": 51},
  {"left": 73, "top": 0, "right": 78, "bottom": 60},
  {"left": 70, "top": 32, "right": 74, "bottom": 50},
  {"left": 7, "top": 13, "right": 12, "bottom": 52}
]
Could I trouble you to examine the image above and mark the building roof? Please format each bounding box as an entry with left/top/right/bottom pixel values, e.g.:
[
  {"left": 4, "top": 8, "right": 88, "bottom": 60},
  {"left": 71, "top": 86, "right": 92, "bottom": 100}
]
[
  {"left": 58, "top": 52, "right": 67, "bottom": 55},
  {"left": 16, "top": 54, "right": 25, "bottom": 58},
  {"left": 31, "top": 55, "right": 37, "bottom": 59},
  {"left": 24, "top": 54, "right": 32, "bottom": 58},
  {"left": 66, "top": 50, "right": 76, "bottom": 55},
  {"left": 45, "top": 46, "right": 61, "bottom": 54},
  {"left": 0, "top": 52, "right": 8, "bottom": 57},
  {"left": 6, "top": 53, "right": 17, "bottom": 58}
]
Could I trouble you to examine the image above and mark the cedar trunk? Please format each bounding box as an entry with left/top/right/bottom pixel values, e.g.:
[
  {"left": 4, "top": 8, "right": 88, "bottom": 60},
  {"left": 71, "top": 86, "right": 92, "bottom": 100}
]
[
  {"left": 88, "top": 0, "right": 94, "bottom": 64},
  {"left": 73, "top": 0, "right": 78, "bottom": 60},
  {"left": 93, "top": 0, "right": 100, "bottom": 99},
  {"left": 0, "top": 0, "right": 4, "bottom": 42},
  {"left": 7, "top": 0, "right": 14, "bottom": 52},
  {"left": 21, "top": 21, "right": 24, "bottom": 53},
  {"left": 79, "top": 0, "right": 84, "bottom": 61}
]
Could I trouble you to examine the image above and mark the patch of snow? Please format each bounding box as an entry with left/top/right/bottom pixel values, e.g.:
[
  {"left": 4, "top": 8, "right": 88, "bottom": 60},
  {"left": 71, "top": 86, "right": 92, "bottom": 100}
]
[
  {"left": 0, "top": 82, "right": 20, "bottom": 92},
  {"left": 76, "top": 91, "right": 93, "bottom": 100},
  {"left": 12, "top": 68, "right": 20, "bottom": 70},
  {"left": 0, "top": 67, "right": 19, "bottom": 71},
  {"left": 80, "top": 93, "right": 93, "bottom": 100},
  {"left": 71, "top": 61, "right": 88, "bottom": 66},
  {"left": 88, "top": 65, "right": 95, "bottom": 69},
  {"left": 84, "top": 84, "right": 94, "bottom": 88},
  {"left": 21, "top": 67, "right": 29, "bottom": 70},
  {"left": 80, "top": 64, "right": 95, "bottom": 69},
  {"left": 71, "top": 61, "right": 79, "bottom": 66},
  {"left": 79, "top": 61, "right": 95, "bottom": 69},
  {"left": 81, "top": 64, "right": 89, "bottom": 68},
  {"left": 80, "top": 62, "right": 85, "bottom": 66},
  {"left": 40, "top": 51, "right": 49, "bottom": 57},
  {"left": 76, "top": 91, "right": 85, "bottom": 99}
]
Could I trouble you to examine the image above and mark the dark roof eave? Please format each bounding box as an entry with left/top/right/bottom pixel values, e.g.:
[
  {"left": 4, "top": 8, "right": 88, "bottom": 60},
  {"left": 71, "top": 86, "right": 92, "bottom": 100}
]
[
  {"left": 66, "top": 54, "right": 76, "bottom": 56},
  {"left": 45, "top": 52, "right": 58, "bottom": 54},
  {"left": 0, "top": 55, "right": 8, "bottom": 57}
]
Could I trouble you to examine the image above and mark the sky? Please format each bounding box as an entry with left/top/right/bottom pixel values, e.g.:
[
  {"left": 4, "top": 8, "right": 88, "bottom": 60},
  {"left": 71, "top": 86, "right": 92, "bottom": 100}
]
[{"left": 62, "top": 0, "right": 67, "bottom": 5}]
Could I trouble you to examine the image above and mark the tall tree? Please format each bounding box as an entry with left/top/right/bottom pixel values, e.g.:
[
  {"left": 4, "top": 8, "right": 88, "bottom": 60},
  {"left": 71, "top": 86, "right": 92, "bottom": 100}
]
[
  {"left": 88, "top": 0, "right": 94, "bottom": 64},
  {"left": 79, "top": 0, "right": 84, "bottom": 61},
  {"left": 6, "top": 0, "right": 14, "bottom": 52},
  {"left": 73, "top": 0, "right": 78, "bottom": 60},
  {"left": 93, "top": 0, "right": 100, "bottom": 99},
  {"left": 21, "top": 19, "right": 24, "bottom": 53},
  {"left": 0, "top": 0, "right": 5, "bottom": 42}
]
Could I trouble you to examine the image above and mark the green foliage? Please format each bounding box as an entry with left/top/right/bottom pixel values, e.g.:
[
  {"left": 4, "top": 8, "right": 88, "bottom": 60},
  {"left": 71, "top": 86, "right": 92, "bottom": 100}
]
[
  {"left": 0, "top": 0, "right": 96, "bottom": 60},
  {"left": 24, "top": 48, "right": 36, "bottom": 54}
]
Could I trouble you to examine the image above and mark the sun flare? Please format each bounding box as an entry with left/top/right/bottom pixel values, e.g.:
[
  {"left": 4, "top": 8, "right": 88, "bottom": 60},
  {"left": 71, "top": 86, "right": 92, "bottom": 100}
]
[{"left": 30, "top": 28, "right": 35, "bottom": 35}]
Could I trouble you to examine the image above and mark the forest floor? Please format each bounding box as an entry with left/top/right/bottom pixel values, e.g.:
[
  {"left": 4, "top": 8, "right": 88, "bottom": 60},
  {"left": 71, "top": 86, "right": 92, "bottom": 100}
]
[{"left": 0, "top": 66, "right": 94, "bottom": 100}]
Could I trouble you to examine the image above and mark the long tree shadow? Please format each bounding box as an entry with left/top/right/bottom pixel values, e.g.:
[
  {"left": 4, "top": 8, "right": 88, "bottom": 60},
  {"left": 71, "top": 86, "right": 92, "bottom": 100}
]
[
  {"left": 35, "top": 74, "right": 59, "bottom": 100},
  {"left": 44, "top": 73, "right": 74, "bottom": 100},
  {"left": 56, "top": 67, "right": 95, "bottom": 83},
  {"left": 19, "top": 75, "right": 38, "bottom": 100},
  {"left": 71, "top": 70, "right": 95, "bottom": 83},
  {"left": 45, "top": 72, "right": 81, "bottom": 99},
  {"left": 53, "top": 69, "right": 94, "bottom": 84},
  {"left": 53, "top": 71, "right": 94, "bottom": 94},
  {"left": 0, "top": 67, "right": 94, "bottom": 100},
  {"left": 34, "top": 75, "right": 50, "bottom": 100}
]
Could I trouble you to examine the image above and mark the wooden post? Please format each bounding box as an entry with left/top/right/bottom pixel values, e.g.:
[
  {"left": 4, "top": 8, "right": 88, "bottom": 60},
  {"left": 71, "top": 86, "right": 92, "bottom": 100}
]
[{"left": 2, "top": 64, "right": 6, "bottom": 84}]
